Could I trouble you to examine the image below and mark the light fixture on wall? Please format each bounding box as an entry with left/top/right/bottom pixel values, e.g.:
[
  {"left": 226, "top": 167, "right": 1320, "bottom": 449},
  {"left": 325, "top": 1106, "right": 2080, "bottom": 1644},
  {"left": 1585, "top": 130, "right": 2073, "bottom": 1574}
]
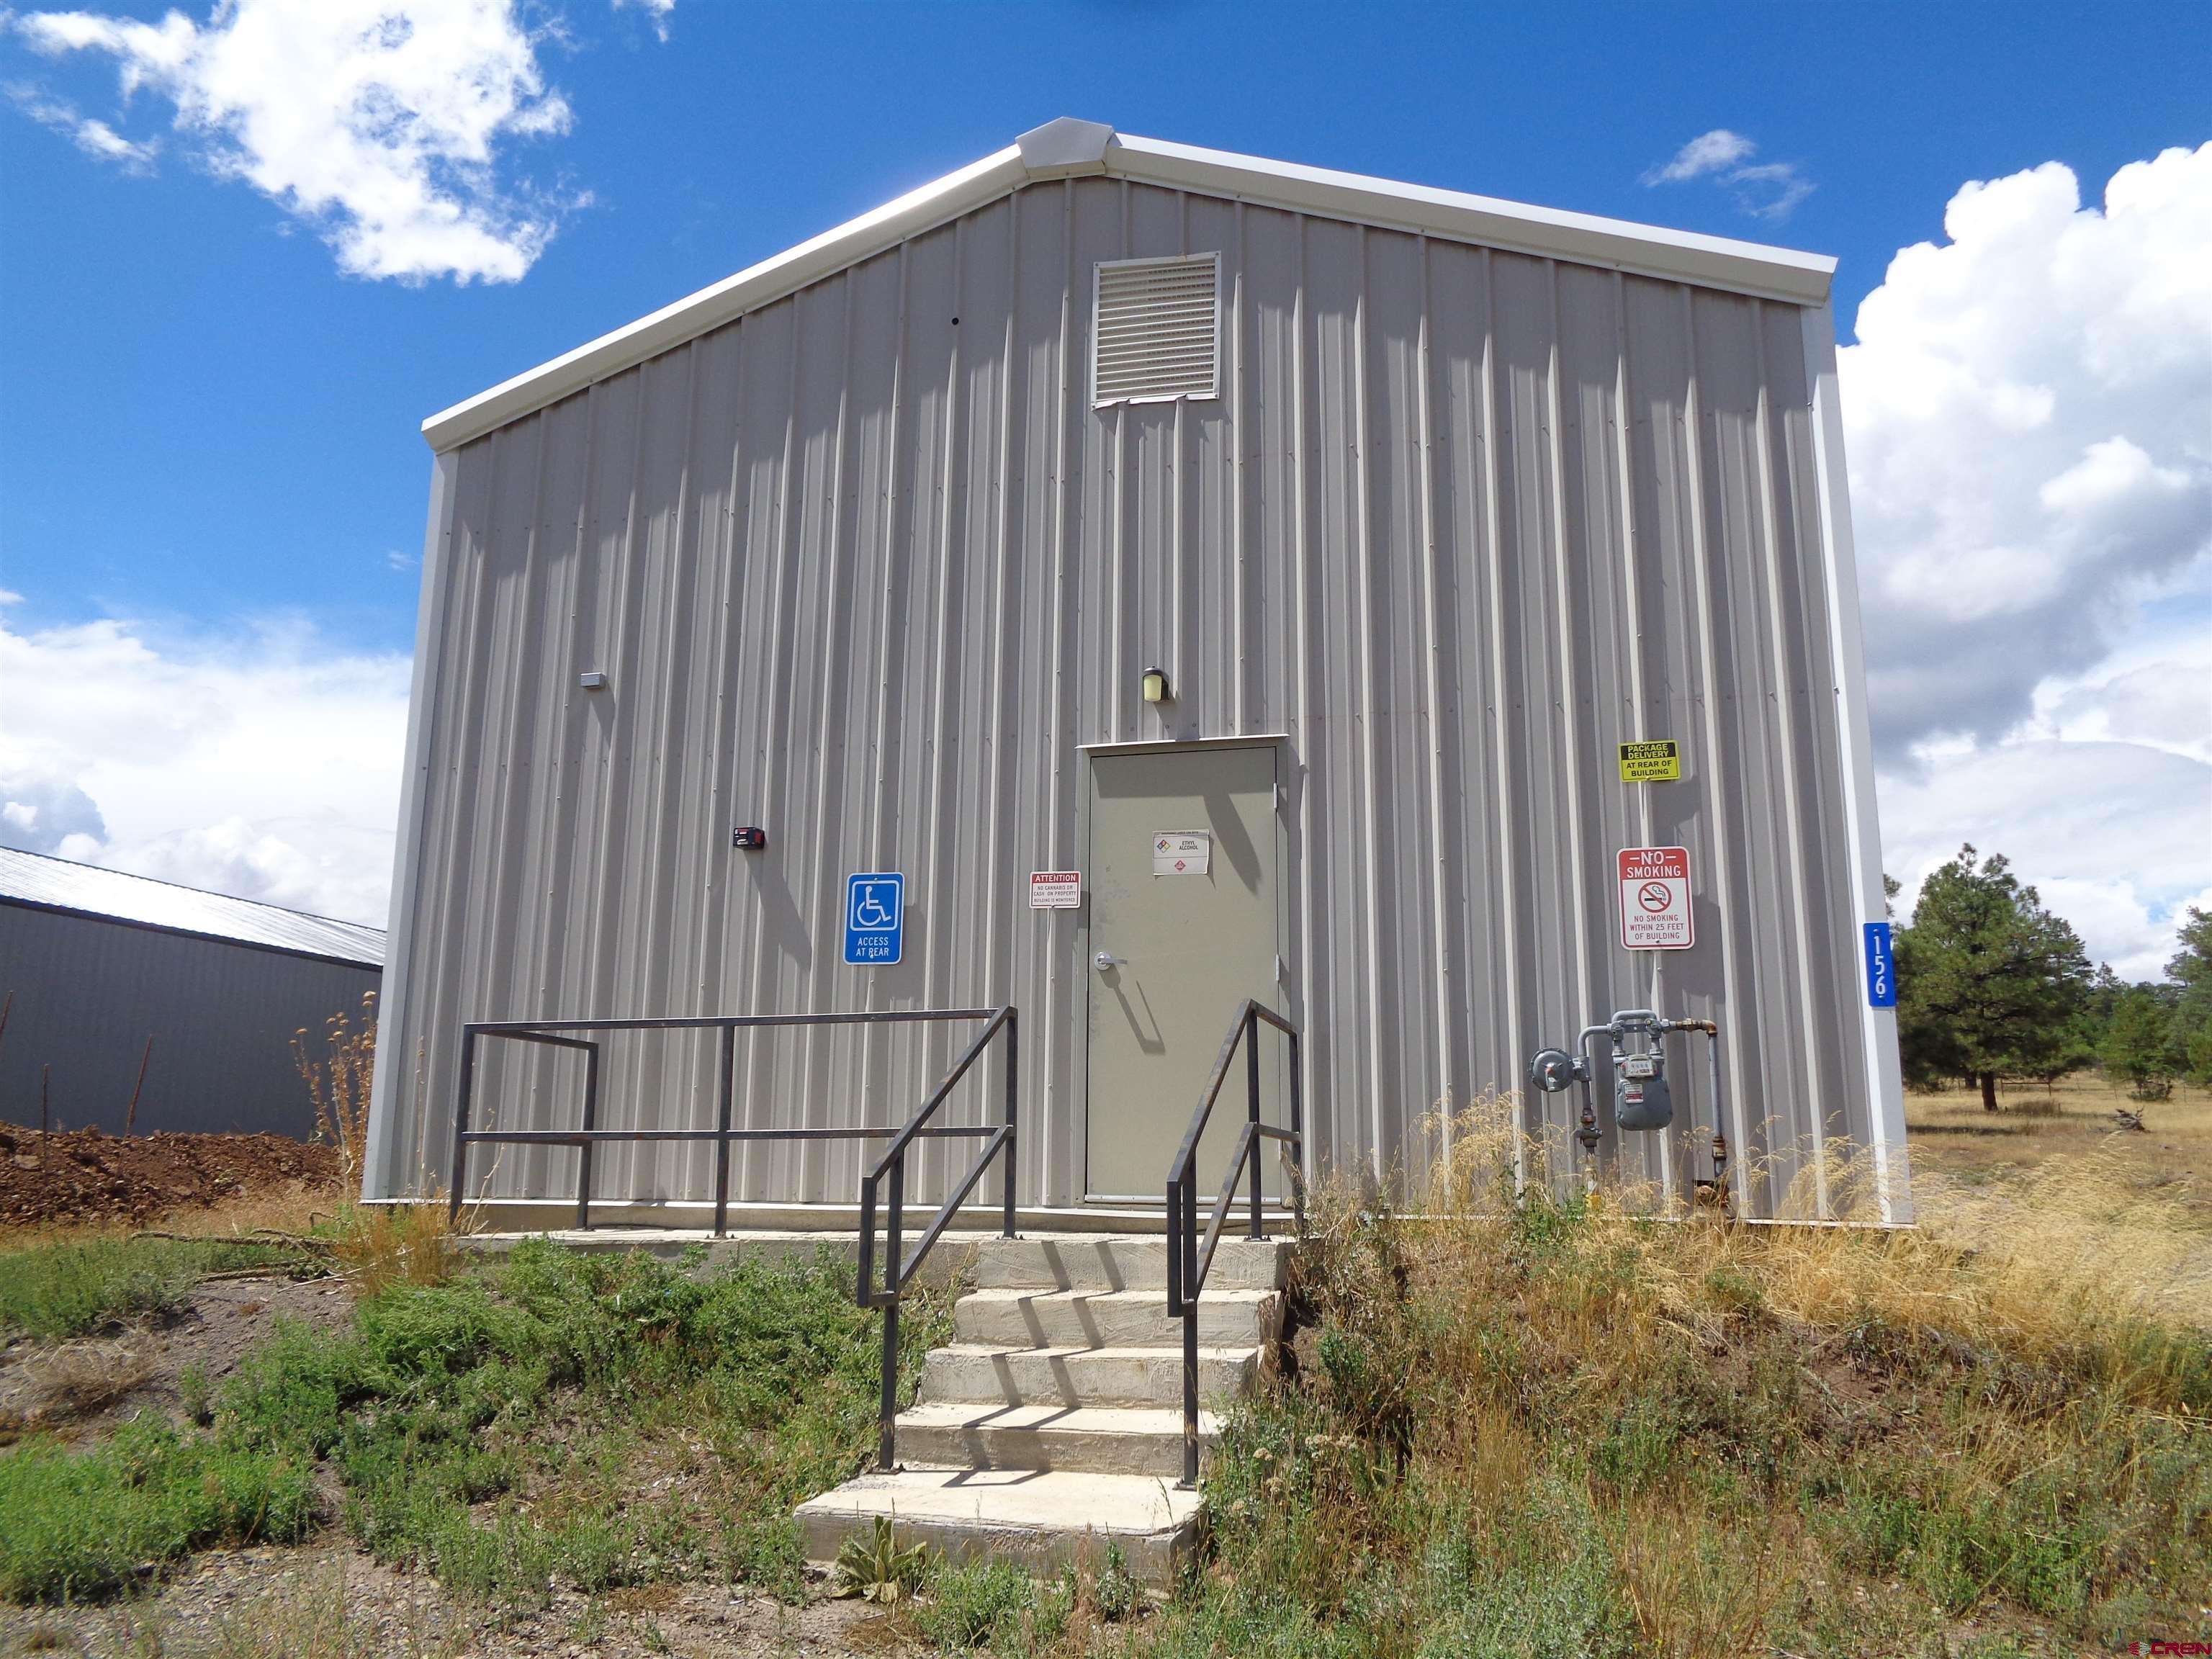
[{"left": 1141, "top": 666, "right": 1171, "bottom": 704}]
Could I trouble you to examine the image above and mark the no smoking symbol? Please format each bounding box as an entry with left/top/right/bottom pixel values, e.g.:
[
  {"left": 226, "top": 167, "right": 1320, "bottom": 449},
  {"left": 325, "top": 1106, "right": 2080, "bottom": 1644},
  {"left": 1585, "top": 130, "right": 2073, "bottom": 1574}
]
[{"left": 1637, "top": 881, "right": 1673, "bottom": 913}]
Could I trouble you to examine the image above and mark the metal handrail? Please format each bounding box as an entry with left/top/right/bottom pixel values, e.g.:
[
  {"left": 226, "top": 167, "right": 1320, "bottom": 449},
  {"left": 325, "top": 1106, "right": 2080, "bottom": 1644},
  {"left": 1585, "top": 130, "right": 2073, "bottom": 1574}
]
[
  {"left": 1165, "top": 999, "right": 1304, "bottom": 1488},
  {"left": 855, "top": 1004, "right": 1019, "bottom": 1470},
  {"left": 448, "top": 1007, "right": 1005, "bottom": 1234}
]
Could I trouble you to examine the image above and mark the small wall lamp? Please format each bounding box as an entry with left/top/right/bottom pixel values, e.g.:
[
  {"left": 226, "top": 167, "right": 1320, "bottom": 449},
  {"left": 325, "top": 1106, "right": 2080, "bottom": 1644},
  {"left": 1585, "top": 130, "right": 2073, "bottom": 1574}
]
[{"left": 1141, "top": 665, "right": 1171, "bottom": 704}]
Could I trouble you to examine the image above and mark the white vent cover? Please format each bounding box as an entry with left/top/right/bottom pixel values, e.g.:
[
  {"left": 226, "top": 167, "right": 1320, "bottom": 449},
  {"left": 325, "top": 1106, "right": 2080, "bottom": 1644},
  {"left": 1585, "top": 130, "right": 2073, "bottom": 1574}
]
[{"left": 1092, "top": 254, "right": 1221, "bottom": 407}]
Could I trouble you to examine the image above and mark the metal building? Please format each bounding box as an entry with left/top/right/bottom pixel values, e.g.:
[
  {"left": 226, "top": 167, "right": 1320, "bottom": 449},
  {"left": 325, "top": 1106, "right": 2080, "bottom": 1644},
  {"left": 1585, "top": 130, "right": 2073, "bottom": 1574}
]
[
  {"left": 0, "top": 848, "right": 384, "bottom": 1138},
  {"left": 366, "top": 120, "right": 1910, "bottom": 1226}
]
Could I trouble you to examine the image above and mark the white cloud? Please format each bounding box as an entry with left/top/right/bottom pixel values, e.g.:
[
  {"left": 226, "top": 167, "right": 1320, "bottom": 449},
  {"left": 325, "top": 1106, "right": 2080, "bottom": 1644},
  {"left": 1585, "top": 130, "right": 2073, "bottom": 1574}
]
[
  {"left": 1642, "top": 128, "right": 1812, "bottom": 220},
  {"left": 610, "top": 0, "right": 674, "bottom": 40},
  {"left": 11, "top": 0, "right": 588, "bottom": 283},
  {"left": 1878, "top": 739, "right": 2212, "bottom": 980},
  {"left": 0, "top": 611, "right": 410, "bottom": 925},
  {"left": 1842, "top": 145, "right": 2212, "bottom": 753},
  {"left": 4, "top": 81, "right": 159, "bottom": 168},
  {"left": 1847, "top": 145, "right": 2212, "bottom": 981}
]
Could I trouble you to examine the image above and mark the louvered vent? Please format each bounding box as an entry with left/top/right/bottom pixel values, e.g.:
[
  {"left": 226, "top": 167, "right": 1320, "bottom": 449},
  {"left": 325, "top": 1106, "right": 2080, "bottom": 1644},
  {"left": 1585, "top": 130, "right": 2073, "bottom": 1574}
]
[{"left": 1092, "top": 254, "right": 1221, "bottom": 407}]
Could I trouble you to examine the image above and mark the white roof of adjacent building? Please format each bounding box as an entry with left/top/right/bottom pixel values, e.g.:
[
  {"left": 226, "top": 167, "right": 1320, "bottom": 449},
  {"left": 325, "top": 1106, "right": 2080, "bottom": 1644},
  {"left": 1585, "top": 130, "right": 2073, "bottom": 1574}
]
[
  {"left": 0, "top": 847, "right": 385, "bottom": 968},
  {"left": 423, "top": 117, "right": 1838, "bottom": 453}
]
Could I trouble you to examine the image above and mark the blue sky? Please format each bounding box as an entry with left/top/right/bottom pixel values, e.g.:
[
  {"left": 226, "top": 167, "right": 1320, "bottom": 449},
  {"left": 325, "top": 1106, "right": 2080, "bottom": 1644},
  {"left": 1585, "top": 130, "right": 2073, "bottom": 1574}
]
[{"left": 1, "top": 1, "right": 2207, "bottom": 971}]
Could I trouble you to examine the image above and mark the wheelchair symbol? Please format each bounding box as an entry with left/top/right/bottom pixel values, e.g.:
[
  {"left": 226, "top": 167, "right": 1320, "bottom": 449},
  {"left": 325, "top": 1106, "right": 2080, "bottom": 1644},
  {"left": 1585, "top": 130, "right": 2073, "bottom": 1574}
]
[{"left": 852, "top": 884, "right": 896, "bottom": 930}]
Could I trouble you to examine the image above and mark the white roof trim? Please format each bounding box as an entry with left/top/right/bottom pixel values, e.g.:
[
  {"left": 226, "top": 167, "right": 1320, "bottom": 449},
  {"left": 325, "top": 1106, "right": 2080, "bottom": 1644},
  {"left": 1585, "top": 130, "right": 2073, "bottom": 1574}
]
[{"left": 422, "top": 122, "right": 1836, "bottom": 453}]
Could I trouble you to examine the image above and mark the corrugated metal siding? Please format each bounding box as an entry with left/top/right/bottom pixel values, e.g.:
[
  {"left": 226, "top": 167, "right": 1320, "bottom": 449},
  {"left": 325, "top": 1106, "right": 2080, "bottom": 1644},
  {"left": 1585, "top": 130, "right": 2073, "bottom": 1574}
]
[
  {"left": 369, "top": 177, "right": 1892, "bottom": 1220},
  {"left": 0, "top": 902, "right": 380, "bottom": 1138},
  {"left": 0, "top": 848, "right": 384, "bottom": 966}
]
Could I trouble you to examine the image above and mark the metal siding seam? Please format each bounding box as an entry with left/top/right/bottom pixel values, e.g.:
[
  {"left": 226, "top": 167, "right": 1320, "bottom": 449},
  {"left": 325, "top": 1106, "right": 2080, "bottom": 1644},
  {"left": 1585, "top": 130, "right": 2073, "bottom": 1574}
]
[
  {"left": 1478, "top": 250, "right": 1527, "bottom": 1193},
  {"left": 1290, "top": 215, "right": 1319, "bottom": 1179},
  {"left": 492, "top": 416, "right": 554, "bottom": 1196},
  {"left": 1750, "top": 303, "right": 1831, "bottom": 1217},
  {"left": 1231, "top": 201, "right": 1249, "bottom": 734},
  {"left": 797, "top": 278, "right": 858, "bottom": 1201},
  {"left": 701, "top": 328, "right": 751, "bottom": 1191},
  {"left": 541, "top": 390, "right": 603, "bottom": 1196},
  {"left": 1413, "top": 238, "right": 1454, "bottom": 1162},
  {"left": 1542, "top": 264, "right": 1596, "bottom": 1165},
  {"left": 1043, "top": 181, "right": 1075, "bottom": 1203},
  {"left": 1800, "top": 303, "right": 1910, "bottom": 1223},
  {"left": 646, "top": 348, "right": 703, "bottom": 1196},
  {"left": 1172, "top": 193, "right": 1187, "bottom": 734},
  {"left": 609, "top": 379, "right": 656, "bottom": 1196},
  {"left": 1677, "top": 287, "right": 1757, "bottom": 1210},
  {"left": 1609, "top": 273, "right": 1676, "bottom": 1197},
  {"left": 739, "top": 314, "right": 801, "bottom": 1197},
  {"left": 1349, "top": 228, "right": 1388, "bottom": 1179},
  {"left": 366, "top": 449, "right": 457, "bottom": 1198},
  {"left": 987, "top": 197, "right": 1019, "bottom": 1210},
  {"left": 920, "top": 220, "right": 966, "bottom": 1202}
]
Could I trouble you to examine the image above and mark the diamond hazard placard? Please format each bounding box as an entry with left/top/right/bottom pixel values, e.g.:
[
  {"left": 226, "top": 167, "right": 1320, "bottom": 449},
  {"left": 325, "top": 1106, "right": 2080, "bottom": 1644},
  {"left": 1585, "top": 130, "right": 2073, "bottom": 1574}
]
[{"left": 1618, "top": 846, "right": 1694, "bottom": 950}]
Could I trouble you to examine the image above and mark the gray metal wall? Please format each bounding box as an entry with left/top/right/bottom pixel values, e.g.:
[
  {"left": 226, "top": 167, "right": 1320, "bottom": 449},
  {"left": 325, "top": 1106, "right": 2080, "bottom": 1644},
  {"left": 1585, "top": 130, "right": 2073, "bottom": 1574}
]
[
  {"left": 0, "top": 903, "right": 379, "bottom": 1138},
  {"left": 369, "top": 176, "right": 1894, "bottom": 1220}
]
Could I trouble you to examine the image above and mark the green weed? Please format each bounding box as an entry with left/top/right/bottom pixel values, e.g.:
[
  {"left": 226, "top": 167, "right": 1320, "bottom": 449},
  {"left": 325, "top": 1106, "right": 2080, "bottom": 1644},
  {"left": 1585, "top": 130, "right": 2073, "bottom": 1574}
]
[{"left": 0, "top": 1419, "right": 318, "bottom": 1601}]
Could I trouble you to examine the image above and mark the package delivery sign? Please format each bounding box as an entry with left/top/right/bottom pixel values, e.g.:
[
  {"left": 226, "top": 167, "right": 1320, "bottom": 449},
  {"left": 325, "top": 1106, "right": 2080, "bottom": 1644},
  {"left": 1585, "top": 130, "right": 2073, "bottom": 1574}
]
[
  {"left": 1618, "top": 847, "right": 1694, "bottom": 951},
  {"left": 843, "top": 872, "right": 904, "bottom": 966}
]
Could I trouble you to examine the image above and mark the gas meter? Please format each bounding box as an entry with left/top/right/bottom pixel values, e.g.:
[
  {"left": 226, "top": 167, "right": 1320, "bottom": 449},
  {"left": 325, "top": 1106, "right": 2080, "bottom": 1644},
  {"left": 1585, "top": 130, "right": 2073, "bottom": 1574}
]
[{"left": 1528, "top": 1009, "right": 1727, "bottom": 1200}]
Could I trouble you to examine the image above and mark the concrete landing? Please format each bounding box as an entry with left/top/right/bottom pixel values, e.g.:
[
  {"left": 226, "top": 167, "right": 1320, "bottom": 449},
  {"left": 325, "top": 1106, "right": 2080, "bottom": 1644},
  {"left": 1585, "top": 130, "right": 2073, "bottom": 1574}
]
[{"left": 793, "top": 1467, "right": 1203, "bottom": 1583}]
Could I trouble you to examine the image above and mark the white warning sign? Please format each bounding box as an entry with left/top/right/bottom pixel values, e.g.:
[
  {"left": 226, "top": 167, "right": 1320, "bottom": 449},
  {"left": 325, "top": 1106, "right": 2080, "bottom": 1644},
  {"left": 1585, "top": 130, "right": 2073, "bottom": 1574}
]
[
  {"left": 1029, "top": 870, "right": 1082, "bottom": 909},
  {"left": 1151, "top": 832, "right": 1211, "bottom": 877},
  {"left": 1617, "top": 845, "right": 1694, "bottom": 950}
]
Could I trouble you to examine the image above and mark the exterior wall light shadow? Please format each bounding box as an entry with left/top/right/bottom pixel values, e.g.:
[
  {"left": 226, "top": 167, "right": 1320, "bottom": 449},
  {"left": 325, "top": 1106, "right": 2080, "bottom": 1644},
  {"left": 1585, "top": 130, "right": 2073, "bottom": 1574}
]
[{"left": 1141, "top": 666, "right": 1171, "bottom": 704}]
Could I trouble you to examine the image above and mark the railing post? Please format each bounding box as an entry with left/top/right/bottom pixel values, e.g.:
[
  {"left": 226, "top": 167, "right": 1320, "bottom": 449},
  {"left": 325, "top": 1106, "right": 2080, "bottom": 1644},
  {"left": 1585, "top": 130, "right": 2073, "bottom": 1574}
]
[
  {"left": 1181, "top": 1165, "right": 1200, "bottom": 1488},
  {"left": 857, "top": 1173, "right": 878, "bottom": 1308},
  {"left": 878, "top": 1156, "right": 905, "bottom": 1472},
  {"left": 713, "top": 1023, "right": 736, "bottom": 1238},
  {"left": 1166, "top": 1177, "right": 1182, "bottom": 1316},
  {"left": 1288, "top": 1025, "right": 1307, "bottom": 1236},
  {"left": 576, "top": 1039, "right": 601, "bottom": 1231},
  {"left": 448, "top": 1028, "right": 477, "bottom": 1223},
  {"left": 1002, "top": 1010, "right": 1018, "bottom": 1241},
  {"left": 1246, "top": 1006, "right": 1264, "bottom": 1239}
]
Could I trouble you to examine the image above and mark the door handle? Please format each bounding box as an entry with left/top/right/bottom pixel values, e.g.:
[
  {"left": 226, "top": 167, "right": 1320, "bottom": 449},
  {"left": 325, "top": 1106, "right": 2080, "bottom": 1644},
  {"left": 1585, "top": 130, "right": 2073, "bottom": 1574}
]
[{"left": 1092, "top": 951, "right": 1124, "bottom": 971}]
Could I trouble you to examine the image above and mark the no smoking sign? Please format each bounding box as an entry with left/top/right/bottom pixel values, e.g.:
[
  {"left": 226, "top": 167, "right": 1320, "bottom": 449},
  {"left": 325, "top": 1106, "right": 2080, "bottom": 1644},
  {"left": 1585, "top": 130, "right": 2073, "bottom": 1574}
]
[{"left": 1617, "top": 846, "right": 1694, "bottom": 950}]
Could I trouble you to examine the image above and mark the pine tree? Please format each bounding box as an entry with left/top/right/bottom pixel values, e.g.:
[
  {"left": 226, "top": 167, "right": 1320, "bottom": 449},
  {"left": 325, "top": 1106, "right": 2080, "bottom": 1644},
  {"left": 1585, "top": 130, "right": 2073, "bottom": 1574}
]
[
  {"left": 2101, "top": 983, "right": 2185, "bottom": 1100},
  {"left": 1894, "top": 845, "right": 2093, "bottom": 1110},
  {"left": 2168, "top": 907, "right": 2212, "bottom": 1088}
]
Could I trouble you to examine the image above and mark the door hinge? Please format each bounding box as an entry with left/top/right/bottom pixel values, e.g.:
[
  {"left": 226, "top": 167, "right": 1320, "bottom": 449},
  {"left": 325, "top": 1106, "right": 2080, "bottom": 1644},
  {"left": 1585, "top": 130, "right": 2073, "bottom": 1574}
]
[{"left": 1275, "top": 953, "right": 1287, "bottom": 983}]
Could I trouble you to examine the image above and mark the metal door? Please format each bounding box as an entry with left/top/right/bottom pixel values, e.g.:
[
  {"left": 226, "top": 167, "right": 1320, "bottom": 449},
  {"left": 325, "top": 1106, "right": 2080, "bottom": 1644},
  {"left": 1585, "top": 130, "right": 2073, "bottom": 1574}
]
[{"left": 1084, "top": 745, "right": 1282, "bottom": 1201}]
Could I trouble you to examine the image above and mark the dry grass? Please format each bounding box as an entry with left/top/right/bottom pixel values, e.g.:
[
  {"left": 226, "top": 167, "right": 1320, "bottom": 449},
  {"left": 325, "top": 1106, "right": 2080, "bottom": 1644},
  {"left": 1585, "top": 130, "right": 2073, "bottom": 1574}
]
[
  {"left": 293, "top": 992, "right": 377, "bottom": 1196},
  {"left": 1906, "top": 1071, "right": 2212, "bottom": 1213},
  {"left": 327, "top": 1201, "right": 467, "bottom": 1297},
  {"left": 1108, "top": 1094, "right": 2212, "bottom": 1657}
]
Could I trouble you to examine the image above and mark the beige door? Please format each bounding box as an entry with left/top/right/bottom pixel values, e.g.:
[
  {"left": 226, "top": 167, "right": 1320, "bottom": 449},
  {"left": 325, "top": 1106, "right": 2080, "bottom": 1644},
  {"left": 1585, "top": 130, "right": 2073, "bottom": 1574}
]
[{"left": 1084, "top": 745, "right": 1283, "bottom": 1201}]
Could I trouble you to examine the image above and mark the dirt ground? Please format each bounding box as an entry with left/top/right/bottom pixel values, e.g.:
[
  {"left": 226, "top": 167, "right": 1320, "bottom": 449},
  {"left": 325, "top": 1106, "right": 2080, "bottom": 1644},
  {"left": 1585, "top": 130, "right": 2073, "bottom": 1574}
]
[
  {"left": 0, "top": 1125, "right": 340, "bottom": 1230},
  {"left": 0, "top": 1275, "right": 351, "bottom": 1445},
  {"left": 0, "top": 1541, "right": 914, "bottom": 1658}
]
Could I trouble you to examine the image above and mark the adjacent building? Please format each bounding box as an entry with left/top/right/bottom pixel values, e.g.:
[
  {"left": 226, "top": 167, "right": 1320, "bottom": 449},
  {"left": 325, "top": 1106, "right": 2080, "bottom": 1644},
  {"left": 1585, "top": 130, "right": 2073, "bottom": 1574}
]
[{"left": 0, "top": 848, "right": 384, "bottom": 1139}]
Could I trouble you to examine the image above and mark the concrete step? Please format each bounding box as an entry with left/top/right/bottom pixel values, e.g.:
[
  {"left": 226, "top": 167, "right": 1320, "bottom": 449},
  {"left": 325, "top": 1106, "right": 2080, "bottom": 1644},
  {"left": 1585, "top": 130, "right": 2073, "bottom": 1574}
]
[
  {"left": 795, "top": 1467, "right": 1201, "bottom": 1587},
  {"left": 972, "top": 1236, "right": 1288, "bottom": 1293},
  {"left": 953, "top": 1287, "right": 1278, "bottom": 1350},
  {"left": 894, "top": 1403, "right": 1210, "bottom": 1479},
  {"left": 920, "top": 1341, "right": 1261, "bottom": 1409}
]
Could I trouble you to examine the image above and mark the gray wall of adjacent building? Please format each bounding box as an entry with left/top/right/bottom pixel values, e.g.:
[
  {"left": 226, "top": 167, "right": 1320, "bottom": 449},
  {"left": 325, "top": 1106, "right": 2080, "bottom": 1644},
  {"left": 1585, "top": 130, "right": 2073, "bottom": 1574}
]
[
  {"left": 0, "top": 904, "right": 380, "bottom": 1139},
  {"left": 368, "top": 174, "right": 1903, "bottom": 1221}
]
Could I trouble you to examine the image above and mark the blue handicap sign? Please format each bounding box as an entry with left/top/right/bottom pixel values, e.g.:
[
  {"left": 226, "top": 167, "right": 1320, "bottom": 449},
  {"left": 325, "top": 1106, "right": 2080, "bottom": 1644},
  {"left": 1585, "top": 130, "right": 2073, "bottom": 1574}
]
[
  {"left": 1863, "top": 921, "right": 1897, "bottom": 1009},
  {"left": 844, "top": 872, "right": 904, "bottom": 966}
]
